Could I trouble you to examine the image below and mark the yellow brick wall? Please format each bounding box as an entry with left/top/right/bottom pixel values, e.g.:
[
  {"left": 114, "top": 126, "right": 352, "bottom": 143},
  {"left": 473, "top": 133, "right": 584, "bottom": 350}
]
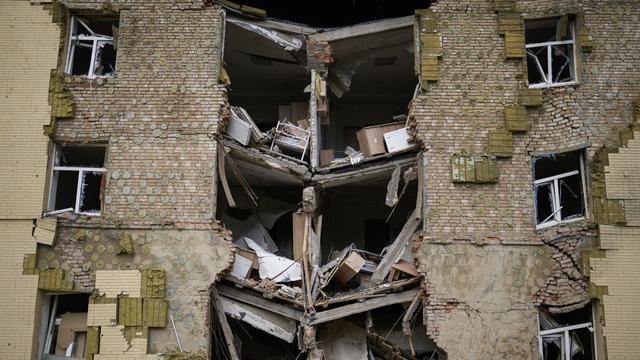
[
  {"left": 0, "top": 2, "right": 60, "bottom": 359},
  {"left": 0, "top": 0, "right": 60, "bottom": 219},
  {"left": 590, "top": 131, "right": 640, "bottom": 359},
  {"left": 0, "top": 221, "right": 40, "bottom": 360}
]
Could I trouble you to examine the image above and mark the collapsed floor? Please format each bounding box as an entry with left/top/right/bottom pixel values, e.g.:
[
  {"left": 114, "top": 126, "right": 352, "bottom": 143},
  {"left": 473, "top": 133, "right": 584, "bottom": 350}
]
[{"left": 214, "top": 130, "right": 434, "bottom": 358}]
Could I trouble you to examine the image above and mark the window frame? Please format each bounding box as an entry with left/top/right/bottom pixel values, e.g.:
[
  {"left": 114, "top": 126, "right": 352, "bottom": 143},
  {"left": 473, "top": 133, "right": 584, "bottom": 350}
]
[
  {"left": 533, "top": 152, "right": 587, "bottom": 229},
  {"left": 538, "top": 321, "right": 595, "bottom": 360},
  {"left": 64, "top": 15, "right": 116, "bottom": 78},
  {"left": 47, "top": 144, "right": 107, "bottom": 216},
  {"left": 525, "top": 18, "right": 578, "bottom": 89}
]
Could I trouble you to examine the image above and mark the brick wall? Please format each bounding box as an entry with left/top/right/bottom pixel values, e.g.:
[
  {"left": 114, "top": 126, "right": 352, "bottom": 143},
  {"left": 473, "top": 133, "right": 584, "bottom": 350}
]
[{"left": 53, "top": 1, "right": 226, "bottom": 226}]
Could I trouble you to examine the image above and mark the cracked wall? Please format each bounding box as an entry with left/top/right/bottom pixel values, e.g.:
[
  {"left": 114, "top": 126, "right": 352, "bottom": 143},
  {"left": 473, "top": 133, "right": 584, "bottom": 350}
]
[
  {"left": 3, "top": 0, "right": 640, "bottom": 358},
  {"left": 33, "top": 0, "right": 234, "bottom": 356},
  {"left": 413, "top": 0, "right": 640, "bottom": 358}
]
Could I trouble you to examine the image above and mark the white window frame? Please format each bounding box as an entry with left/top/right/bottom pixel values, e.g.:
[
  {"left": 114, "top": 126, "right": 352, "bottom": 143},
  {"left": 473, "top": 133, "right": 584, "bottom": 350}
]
[
  {"left": 47, "top": 145, "right": 106, "bottom": 216},
  {"left": 526, "top": 19, "right": 577, "bottom": 89},
  {"left": 538, "top": 322, "right": 594, "bottom": 360},
  {"left": 533, "top": 154, "right": 587, "bottom": 229},
  {"left": 65, "top": 15, "right": 115, "bottom": 78}
]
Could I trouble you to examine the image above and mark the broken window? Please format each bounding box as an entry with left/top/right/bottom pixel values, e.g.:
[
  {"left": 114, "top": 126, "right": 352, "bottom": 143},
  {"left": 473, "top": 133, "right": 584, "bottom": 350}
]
[
  {"left": 40, "top": 294, "right": 90, "bottom": 360},
  {"left": 525, "top": 16, "right": 576, "bottom": 88},
  {"left": 47, "top": 144, "right": 107, "bottom": 216},
  {"left": 533, "top": 150, "right": 586, "bottom": 229},
  {"left": 65, "top": 15, "right": 118, "bottom": 77},
  {"left": 539, "top": 305, "right": 596, "bottom": 360}
]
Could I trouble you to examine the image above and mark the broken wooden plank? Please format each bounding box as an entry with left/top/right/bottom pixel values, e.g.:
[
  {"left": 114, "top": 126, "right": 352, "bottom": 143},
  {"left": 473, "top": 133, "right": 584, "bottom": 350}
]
[
  {"left": 217, "top": 144, "right": 236, "bottom": 207},
  {"left": 371, "top": 208, "right": 421, "bottom": 284},
  {"left": 309, "top": 289, "right": 419, "bottom": 325},
  {"left": 217, "top": 285, "right": 304, "bottom": 320},
  {"left": 221, "top": 297, "right": 297, "bottom": 343},
  {"left": 402, "top": 292, "right": 421, "bottom": 336},
  {"left": 317, "top": 278, "right": 419, "bottom": 307},
  {"left": 211, "top": 287, "right": 240, "bottom": 360}
]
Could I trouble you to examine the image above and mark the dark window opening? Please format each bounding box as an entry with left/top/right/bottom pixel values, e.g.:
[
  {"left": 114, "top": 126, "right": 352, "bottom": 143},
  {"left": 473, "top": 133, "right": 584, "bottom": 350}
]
[
  {"left": 53, "top": 171, "right": 79, "bottom": 211},
  {"left": 42, "top": 294, "right": 90, "bottom": 359},
  {"left": 66, "top": 15, "right": 119, "bottom": 77},
  {"left": 525, "top": 16, "right": 576, "bottom": 87},
  {"left": 57, "top": 146, "right": 106, "bottom": 167},
  {"left": 48, "top": 145, "right": 106, "bottom": 215},
  {"left": 533, "top": 150, "right": 585, "bottom": 228},
  {"left": 223, "top": 0, "right": 430, "bottom": 28},
  {"left": 539, "top": 305, "right": 595, "bottom": 360},
  {"left": 535, "top": 182, "right": 553, "bottom": 224},
  {"left": 79, "top": 172, "right": 104, "bottom": 213}
]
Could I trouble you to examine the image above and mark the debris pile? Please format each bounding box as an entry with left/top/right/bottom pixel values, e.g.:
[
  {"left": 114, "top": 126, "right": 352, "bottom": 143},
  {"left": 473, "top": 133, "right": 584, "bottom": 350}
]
[{"left": 212, "top": 203, "right": 439, "bottom": 359}]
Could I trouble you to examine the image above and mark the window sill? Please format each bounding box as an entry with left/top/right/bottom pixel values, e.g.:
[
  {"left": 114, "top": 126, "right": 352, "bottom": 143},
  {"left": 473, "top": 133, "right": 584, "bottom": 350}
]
[
  {"left": 527, "top": 81, "right": 577, "bottom": 90},
  {"left": 44, "top": 209, "right": 102, "bottom": 218},
  {"left": 535, "top": 216, "right": 585, "bottom": 230}
]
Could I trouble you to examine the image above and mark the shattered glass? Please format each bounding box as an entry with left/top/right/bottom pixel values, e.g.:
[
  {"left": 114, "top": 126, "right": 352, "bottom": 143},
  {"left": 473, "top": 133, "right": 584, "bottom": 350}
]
[
  {"left": 79, "top": 171, "right": 103, "bottom": 214},
  {"left": 559, "top": 174, "right": 584, "bottom": 221},
  {"left": 535, "top": 182, "right": 554, "bottom": 224}
]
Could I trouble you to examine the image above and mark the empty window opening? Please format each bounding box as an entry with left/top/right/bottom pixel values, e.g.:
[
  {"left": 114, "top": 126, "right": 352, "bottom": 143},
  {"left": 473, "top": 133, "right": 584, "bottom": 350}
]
[
  {"left": 222, "top": 0, "right": 430, "bottom": 27},
  {"left": 40, "top": 294, "right": 90, "bottom": 360},
  {"left": 539, "top": 305, "right": 596, "bottom": 360},
  {"left": 525, "top": 16, "right": 576, "bottom": 88},
  {"left": 48, "top": 144, "right": 107, "bottom": 216},
  {"left": 533, "top": 150, "right": 586, "bottom": 229},
  {"left": 65, "top": 15, "right": 119, "bottom": 77}
]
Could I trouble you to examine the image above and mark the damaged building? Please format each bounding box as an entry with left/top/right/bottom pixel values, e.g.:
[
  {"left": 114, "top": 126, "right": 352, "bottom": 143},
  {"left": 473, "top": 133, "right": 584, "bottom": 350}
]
[{"left": 0, "top": 0, "right": 639, "bottom": 359}]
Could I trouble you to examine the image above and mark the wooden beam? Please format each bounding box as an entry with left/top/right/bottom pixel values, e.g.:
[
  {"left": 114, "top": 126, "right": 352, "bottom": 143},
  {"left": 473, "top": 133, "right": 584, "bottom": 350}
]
[
  {"left": 309, "top": 288, "right": 418, "bottom": 325},
  {"left": 371, "top": 208, "right": 420, "bottom": 284},
  {"left": 211, "top": 287, "right": 240, "bottom": 360},
  {"left": 217, "top": 144, "right": 236, "bottom": 208},
  {"left": 217, "top": 285, "right": 304, "bottom": 320}
]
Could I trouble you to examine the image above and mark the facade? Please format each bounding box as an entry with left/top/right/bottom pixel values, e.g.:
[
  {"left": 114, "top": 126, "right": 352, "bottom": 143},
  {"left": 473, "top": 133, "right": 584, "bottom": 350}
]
[{"left": 0, "top": 0, "right": 639, "bottom": 359}]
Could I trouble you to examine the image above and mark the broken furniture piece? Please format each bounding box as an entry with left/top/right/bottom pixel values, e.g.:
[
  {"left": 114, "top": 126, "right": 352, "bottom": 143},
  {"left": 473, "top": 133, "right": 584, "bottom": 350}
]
[
  {"left": 226, "top": 106, "right": 265, "bottom": 146},
  {"left": 270, "top": 121, "right": 310, "bottom": 160}
]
